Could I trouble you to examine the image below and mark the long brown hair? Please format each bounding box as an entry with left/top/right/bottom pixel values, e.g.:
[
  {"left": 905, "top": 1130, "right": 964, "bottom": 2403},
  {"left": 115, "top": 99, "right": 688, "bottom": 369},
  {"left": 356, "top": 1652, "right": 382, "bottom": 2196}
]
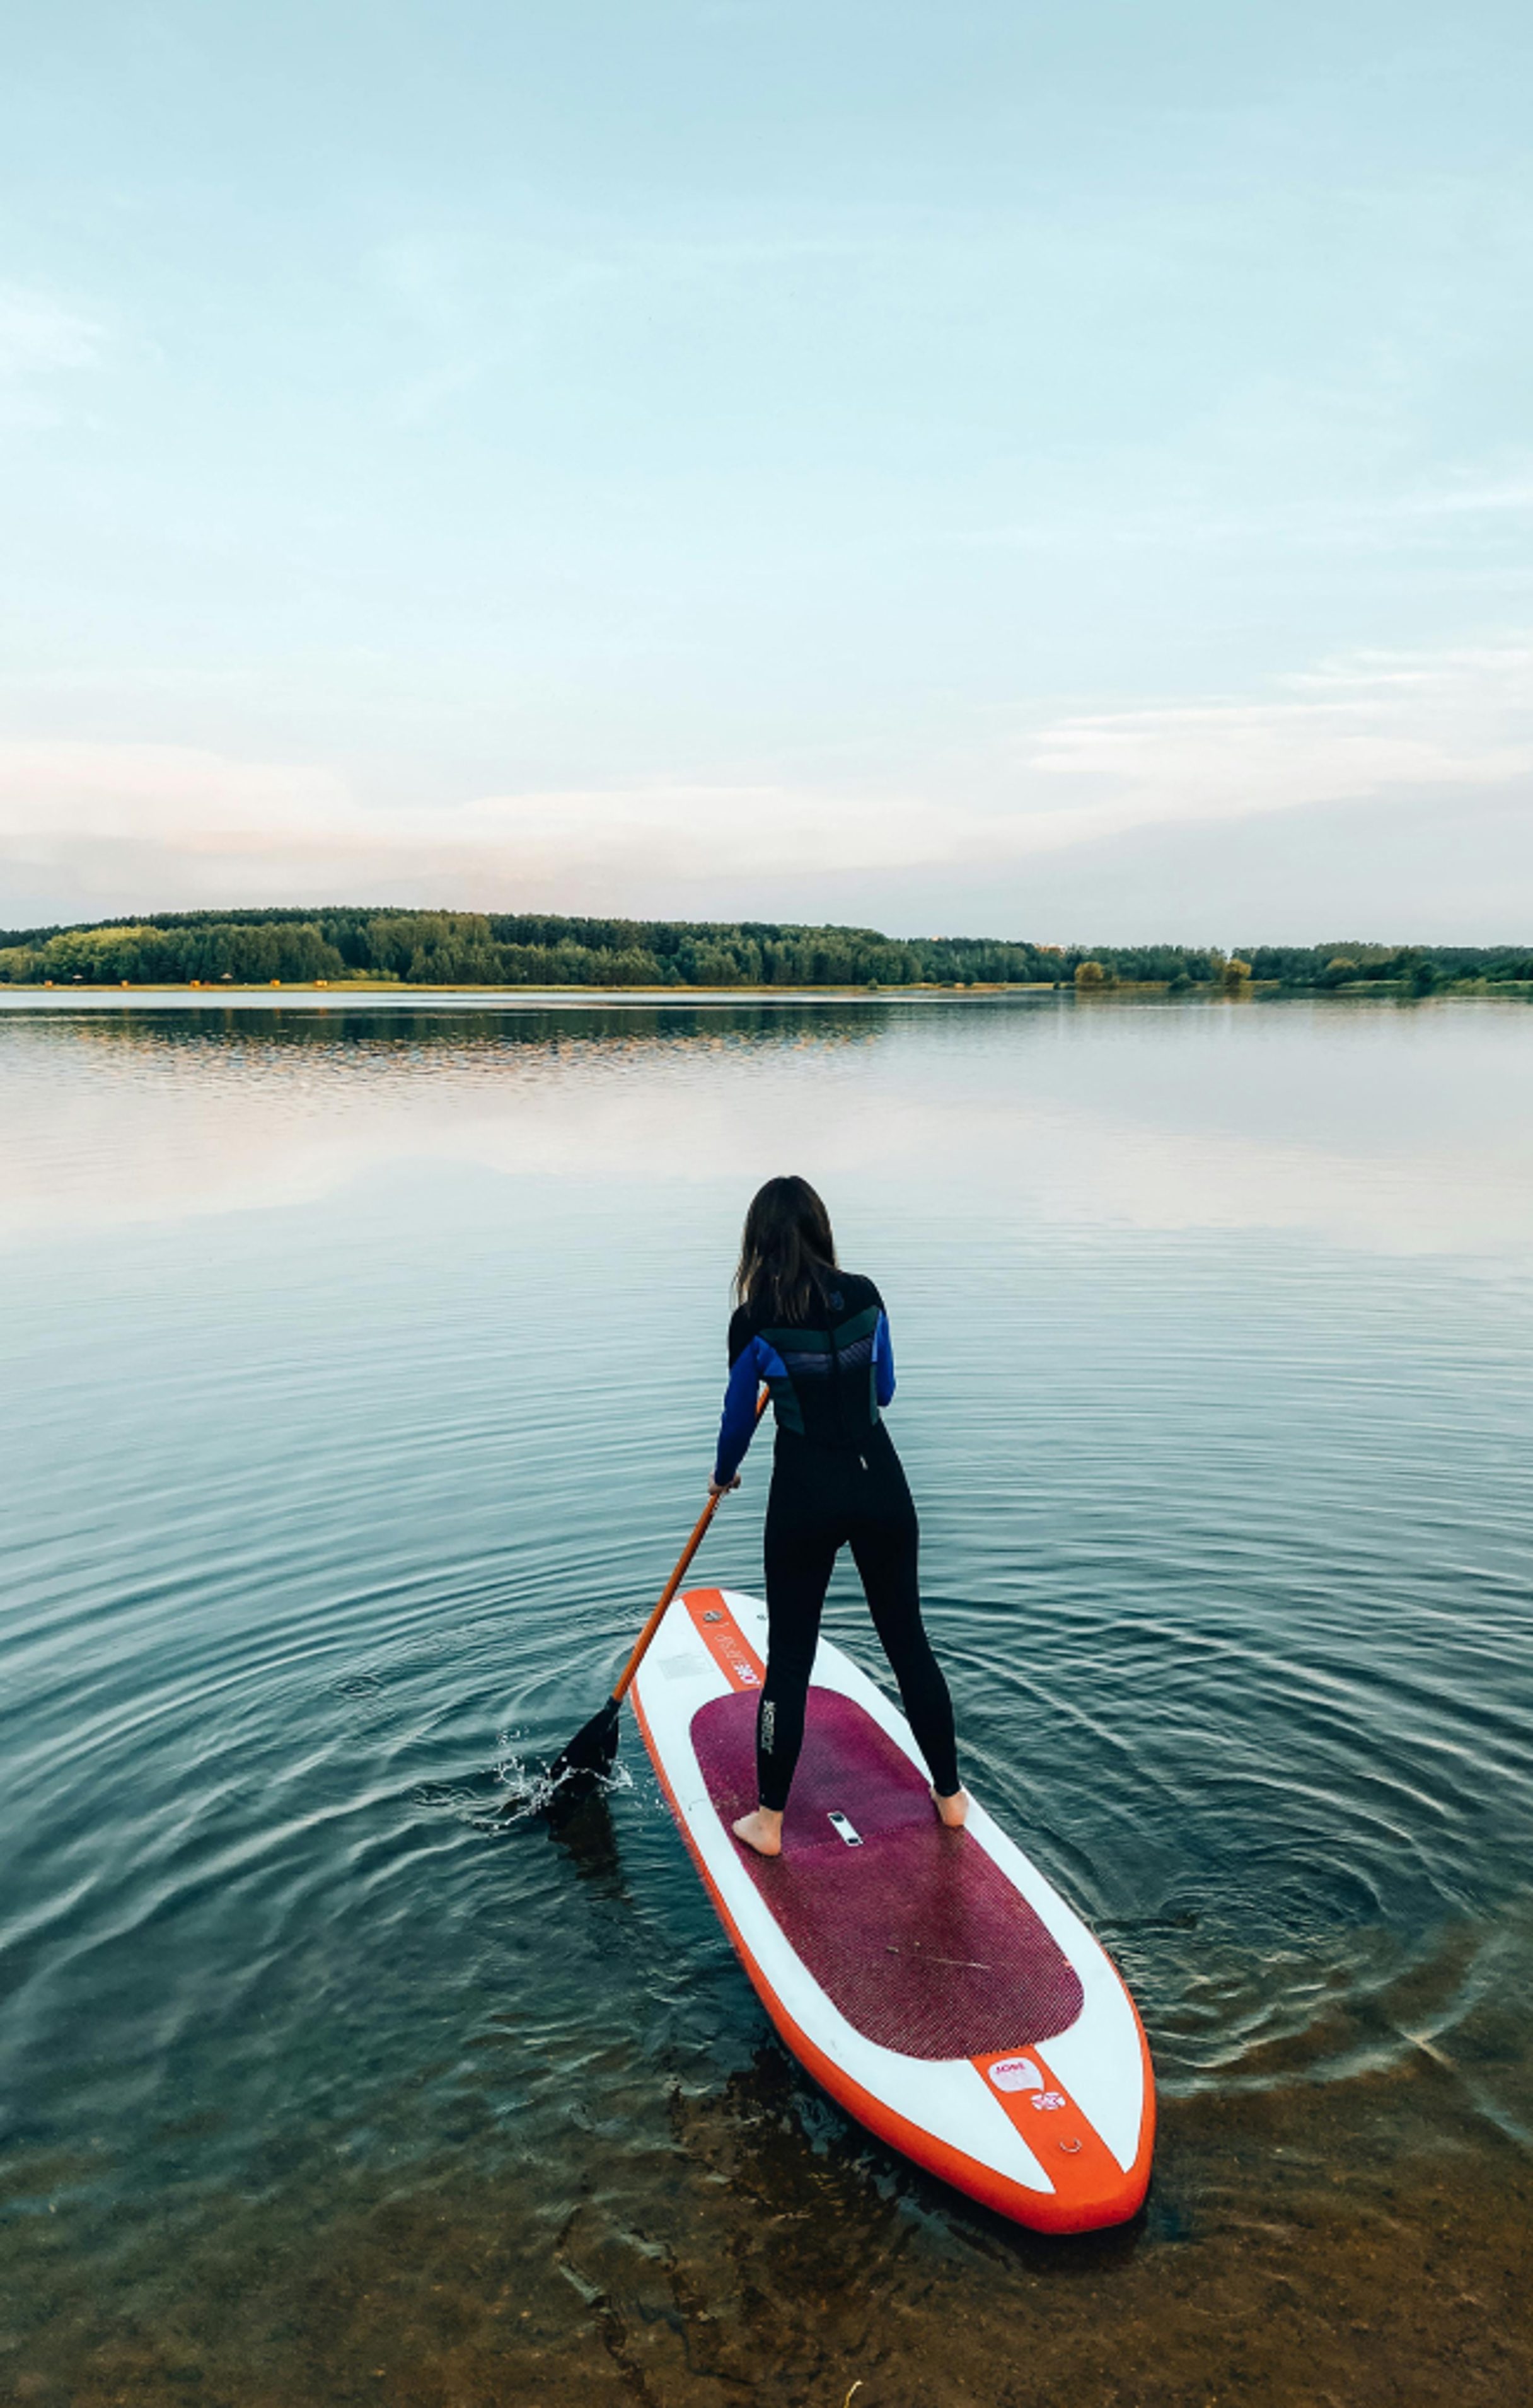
[{"left": 735, "top": 1176, "right": 838, "bottom": 1323}]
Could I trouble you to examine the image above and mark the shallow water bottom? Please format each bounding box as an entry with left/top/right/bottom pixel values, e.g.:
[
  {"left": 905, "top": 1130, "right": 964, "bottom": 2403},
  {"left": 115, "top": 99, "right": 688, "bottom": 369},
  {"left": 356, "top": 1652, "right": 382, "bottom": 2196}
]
[{"left": 6, "top": 2047, "right": 1530, "bottom": 2408}]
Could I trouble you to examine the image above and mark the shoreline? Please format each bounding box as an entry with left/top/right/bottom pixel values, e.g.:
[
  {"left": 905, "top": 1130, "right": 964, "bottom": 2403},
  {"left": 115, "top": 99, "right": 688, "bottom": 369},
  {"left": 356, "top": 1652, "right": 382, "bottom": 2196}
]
[
  {"left": 1, "top": 978, "right": 1529, "bottom": 1009},
  {"left": 0, "top": 977, "right": 1060, "bottom": 1000}
]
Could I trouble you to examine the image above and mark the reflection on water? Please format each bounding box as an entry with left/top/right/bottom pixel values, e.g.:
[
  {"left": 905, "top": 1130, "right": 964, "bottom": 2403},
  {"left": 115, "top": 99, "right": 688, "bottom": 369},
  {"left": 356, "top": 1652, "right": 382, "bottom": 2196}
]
[
  {"left": 4, "top": 990, "right": 1532, "bottom": 1258},
  {"left": 1, "top": 994, "right": 1531, "bottom": 2405}
]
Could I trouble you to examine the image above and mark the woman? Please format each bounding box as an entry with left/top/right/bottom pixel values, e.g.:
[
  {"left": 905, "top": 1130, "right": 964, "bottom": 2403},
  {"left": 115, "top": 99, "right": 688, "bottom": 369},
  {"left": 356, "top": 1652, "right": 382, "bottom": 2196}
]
[{"left": 710, "top": 1174, "right": 966, "bottom": 1857}]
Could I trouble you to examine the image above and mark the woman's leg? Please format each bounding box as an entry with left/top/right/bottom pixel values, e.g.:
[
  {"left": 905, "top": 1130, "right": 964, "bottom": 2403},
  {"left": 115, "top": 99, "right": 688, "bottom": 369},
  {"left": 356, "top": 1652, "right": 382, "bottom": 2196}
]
[
  {"left": 754, "top": 1478, "right": 839, "bottom": 1816},
  {"left": 847, "top": 1467, "right": 961, "bottom": 1804}
]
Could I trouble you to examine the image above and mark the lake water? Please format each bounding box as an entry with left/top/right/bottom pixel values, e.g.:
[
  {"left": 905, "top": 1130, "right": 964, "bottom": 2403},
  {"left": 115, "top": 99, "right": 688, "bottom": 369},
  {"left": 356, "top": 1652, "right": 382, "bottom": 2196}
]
[{"left": 2, "top": 989, "right": 1531, "bottom": 2408}]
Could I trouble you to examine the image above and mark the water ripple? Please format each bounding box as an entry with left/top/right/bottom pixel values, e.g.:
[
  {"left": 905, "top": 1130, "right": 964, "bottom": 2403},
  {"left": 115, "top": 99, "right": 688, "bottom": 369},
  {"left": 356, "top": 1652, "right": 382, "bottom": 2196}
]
[{"left": 2, "top": 997, "right": 1532, "bottom": 2395}]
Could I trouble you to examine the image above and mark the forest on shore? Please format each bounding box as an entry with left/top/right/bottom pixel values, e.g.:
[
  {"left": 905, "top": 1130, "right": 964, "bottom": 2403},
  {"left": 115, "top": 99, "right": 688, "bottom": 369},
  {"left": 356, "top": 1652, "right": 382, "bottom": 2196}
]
[{"left": 1, "top": 907, "right": 1529, "bottom": 993}]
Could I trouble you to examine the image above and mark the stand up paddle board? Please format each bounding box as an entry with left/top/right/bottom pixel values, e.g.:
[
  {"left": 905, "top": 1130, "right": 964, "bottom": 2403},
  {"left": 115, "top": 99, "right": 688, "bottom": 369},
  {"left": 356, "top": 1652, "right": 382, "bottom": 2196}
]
[{"left": 632, "top": 1587, "right": 1154, "bottom": 2233}]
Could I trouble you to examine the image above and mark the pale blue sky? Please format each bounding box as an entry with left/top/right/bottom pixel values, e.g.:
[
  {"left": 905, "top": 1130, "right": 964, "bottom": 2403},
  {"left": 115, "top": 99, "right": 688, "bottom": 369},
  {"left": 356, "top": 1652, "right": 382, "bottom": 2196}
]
[{"left": 3, "top": 1, "right": 1531, "bottom": 938}]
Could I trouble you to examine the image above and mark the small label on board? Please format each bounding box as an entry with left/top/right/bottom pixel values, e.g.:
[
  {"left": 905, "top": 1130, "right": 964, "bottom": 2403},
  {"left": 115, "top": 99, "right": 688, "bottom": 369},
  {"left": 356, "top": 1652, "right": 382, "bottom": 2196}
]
[
  {"left": 658, "top": 1654, "right": 705, "bottom": 1681},
  {"left": 987, "top": 2056, "right": 1044, "bottom": 2093},
  {"left": 827, "top": 1811, "right": 863, "bottom": 1847}
]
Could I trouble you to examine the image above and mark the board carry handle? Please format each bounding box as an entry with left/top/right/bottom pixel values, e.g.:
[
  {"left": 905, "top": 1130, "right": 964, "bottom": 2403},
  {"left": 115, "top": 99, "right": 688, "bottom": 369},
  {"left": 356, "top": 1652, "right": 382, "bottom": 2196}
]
[{"left": 611, "top": 1386, "right": 768, "bottom": 1704}]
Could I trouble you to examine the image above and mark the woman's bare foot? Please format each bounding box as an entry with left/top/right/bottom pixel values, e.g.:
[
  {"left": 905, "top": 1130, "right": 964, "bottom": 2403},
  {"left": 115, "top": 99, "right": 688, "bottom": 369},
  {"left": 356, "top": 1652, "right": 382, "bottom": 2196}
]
[
  {"left": 732, "top": 1807, "right": 784, "bottom": 1857},
  {"left": 932, "top": 1786, "right": 969, "bottom": 1829}
]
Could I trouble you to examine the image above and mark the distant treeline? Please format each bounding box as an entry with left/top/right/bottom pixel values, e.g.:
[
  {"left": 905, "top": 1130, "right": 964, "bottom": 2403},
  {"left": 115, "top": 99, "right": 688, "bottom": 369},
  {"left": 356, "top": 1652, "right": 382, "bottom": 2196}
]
[{"left": 1, "top": 908, "right": 1530, "bottom": 992}]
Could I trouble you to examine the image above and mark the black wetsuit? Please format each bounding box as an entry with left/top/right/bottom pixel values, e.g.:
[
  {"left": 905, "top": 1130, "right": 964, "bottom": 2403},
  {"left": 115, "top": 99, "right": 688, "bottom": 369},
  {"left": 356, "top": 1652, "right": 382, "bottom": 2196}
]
[{"left": 714, "top": 1273, "right": 960, "bottom": 1815}]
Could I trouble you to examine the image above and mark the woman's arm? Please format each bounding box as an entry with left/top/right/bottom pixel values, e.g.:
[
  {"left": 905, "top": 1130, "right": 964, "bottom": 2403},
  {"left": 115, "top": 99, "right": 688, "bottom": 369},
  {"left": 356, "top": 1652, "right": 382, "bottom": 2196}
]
[
  {"left": 712, "top": 1334, "right": 766, "bottom": 1489},
  {"left": 874, "top": 1307, "right": 896, "bottom": 1409}
]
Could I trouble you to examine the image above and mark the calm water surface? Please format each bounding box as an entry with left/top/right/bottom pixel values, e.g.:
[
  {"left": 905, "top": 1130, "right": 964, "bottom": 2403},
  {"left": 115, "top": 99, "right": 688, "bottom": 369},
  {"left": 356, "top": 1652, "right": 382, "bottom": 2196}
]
[{"left": 2, "top": 992, "right": 1531, "bottom": 2407}]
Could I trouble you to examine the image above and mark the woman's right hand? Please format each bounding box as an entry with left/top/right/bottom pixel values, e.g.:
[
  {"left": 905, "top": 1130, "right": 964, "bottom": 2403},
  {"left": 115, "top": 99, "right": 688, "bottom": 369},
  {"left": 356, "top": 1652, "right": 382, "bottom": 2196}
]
[{"left": 708, "top": 1473, "right": 741, "bottom": 1498}]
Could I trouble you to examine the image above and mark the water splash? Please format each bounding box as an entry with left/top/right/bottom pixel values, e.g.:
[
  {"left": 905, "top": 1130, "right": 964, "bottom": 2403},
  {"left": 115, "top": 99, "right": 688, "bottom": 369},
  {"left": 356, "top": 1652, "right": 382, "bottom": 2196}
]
[{"left": 488, "top": 1734, "right": 635, "bottom": 1824}]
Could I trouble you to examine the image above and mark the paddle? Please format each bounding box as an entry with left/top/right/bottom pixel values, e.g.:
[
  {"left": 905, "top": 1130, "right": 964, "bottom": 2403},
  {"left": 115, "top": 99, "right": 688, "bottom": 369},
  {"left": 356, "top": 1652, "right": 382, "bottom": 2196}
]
[{"left": 540, "top": 1387, "right": 769, "bottom": 1797}]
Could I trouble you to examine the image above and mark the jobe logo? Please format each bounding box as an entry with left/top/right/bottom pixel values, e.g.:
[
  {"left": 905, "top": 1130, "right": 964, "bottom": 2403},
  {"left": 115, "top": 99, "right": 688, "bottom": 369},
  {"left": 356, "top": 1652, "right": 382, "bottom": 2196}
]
[
  {"left": 987, "top": 2057, "right": 1043, "bottom": 2094},
  {"left": 988, "top": 2060, "right": 1069, "bottom": 2111}
]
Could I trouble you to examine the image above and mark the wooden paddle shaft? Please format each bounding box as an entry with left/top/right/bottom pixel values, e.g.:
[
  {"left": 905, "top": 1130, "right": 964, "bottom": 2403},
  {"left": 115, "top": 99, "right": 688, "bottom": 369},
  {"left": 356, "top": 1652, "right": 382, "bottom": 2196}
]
[{"left": 611, "top": 1387, "right": 768, "bottom": 1704}]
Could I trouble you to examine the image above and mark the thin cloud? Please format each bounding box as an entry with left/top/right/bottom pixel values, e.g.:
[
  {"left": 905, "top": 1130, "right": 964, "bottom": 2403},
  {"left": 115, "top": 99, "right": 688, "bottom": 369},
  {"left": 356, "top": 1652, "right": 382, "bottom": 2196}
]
[
  {"left": 0, "top": 284, "right": 105, "bottom": 379},
  {"left": 960, "top": 473, "right": 1533, "bottom": 556},
  {"left": 0, "top": 284, "right": 107, "bottom": 431},
  {"left": 3, "top": 635, "right": 1530, "bottom": 922},
  {"left": 1019, "top": 638, "right": 1533, "bottom": 837}
]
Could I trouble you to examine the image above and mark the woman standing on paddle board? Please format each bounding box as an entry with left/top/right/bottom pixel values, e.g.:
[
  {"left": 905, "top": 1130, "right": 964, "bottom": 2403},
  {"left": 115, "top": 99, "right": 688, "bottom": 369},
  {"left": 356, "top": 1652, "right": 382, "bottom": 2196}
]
[{"left": 710, "top": 1175, "right": 966, "bottom": 1856}]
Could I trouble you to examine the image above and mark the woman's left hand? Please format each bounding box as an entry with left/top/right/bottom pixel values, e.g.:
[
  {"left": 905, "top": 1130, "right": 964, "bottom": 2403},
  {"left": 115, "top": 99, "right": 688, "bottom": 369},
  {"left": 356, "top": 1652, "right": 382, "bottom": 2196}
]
[{"left": 708, "top": 1473, "right": 741, "bottom": 1498}]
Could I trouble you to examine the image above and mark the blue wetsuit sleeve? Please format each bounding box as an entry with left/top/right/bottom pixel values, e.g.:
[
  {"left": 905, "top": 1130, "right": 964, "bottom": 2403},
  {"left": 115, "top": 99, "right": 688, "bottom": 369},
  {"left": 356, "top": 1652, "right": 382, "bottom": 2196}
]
[
  {"left": 714, "top": 1338, "right": 766, "bottom": 1484},
  {"left": 874, "top": 1309, "right": 896, "bottom": 1409}
]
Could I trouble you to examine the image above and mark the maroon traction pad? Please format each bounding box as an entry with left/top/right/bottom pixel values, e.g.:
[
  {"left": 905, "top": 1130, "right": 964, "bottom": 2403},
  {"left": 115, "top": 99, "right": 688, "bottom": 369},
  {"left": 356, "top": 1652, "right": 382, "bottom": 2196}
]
[{"left": 690, "top": 1686, "right": 1084, "bottom": 2061}]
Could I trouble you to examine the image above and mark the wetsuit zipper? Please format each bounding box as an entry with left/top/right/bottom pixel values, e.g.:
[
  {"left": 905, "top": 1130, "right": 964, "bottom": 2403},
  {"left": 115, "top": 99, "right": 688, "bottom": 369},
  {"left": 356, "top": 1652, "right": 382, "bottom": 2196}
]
[
  {"left": 827, "top": 1283, "right": 866, "bottom": 1467},
  {"left": 828, "top": 1293, "right": 844, "bottom": 1445}
]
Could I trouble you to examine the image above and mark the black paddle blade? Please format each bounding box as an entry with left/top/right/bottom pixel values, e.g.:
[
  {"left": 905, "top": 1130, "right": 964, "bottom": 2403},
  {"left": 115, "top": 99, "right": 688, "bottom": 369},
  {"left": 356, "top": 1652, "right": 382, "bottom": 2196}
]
[{"left": 547, "top": 1695, "right": 622, "bottom": 1793}]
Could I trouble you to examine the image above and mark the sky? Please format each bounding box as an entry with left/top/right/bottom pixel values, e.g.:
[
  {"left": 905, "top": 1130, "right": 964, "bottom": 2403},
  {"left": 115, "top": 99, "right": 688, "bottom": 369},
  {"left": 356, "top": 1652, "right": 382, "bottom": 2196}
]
[{"left": 3, "top": 0, "right": 1531, "bottom": 943}]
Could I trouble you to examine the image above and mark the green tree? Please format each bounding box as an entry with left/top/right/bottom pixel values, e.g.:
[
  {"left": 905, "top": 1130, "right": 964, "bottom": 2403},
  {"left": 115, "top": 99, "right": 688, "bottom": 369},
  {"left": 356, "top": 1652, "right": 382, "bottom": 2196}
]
[
  {"left": 1401, "top": 951, "right": 1440, "bottom": 995},
  {"left": 1319, "top": 956, "right": 1358, "bottom": 988}
]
